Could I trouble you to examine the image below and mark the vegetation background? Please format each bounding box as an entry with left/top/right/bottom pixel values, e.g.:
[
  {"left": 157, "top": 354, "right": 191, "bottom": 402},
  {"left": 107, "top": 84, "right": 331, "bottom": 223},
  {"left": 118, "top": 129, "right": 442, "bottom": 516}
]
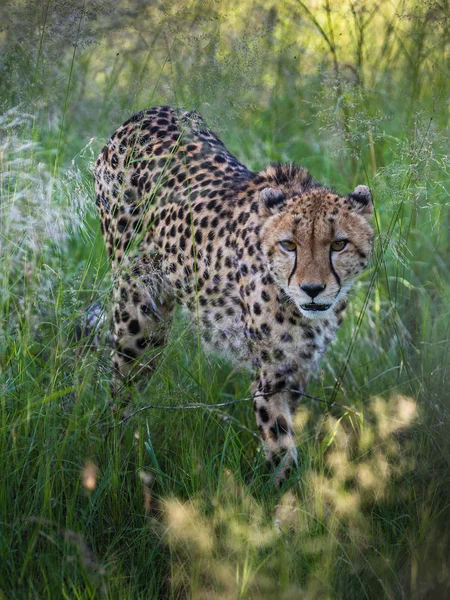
[{"left": 1, "top": 0, "right": 449, "bottom": 597}]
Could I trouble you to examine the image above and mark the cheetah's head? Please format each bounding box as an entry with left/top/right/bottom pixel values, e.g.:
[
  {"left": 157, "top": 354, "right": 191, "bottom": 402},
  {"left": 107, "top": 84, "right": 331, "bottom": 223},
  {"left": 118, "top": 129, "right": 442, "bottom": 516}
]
[{"left": 260, "top": 184, "right": 374, "bottom": 319}]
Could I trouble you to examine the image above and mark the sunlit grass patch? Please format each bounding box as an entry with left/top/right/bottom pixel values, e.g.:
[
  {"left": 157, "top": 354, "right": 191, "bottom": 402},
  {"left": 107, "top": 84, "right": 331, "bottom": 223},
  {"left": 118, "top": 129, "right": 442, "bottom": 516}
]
[{"left": 158, "top": 391, "right": 440, "bottom": 599}]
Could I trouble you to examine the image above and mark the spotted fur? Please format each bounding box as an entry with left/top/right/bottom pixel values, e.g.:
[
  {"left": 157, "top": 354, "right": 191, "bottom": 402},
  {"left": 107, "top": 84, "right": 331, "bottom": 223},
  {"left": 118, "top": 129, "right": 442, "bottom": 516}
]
[{"left": 94, "top": 106, "right": 374, "bottom": 485}]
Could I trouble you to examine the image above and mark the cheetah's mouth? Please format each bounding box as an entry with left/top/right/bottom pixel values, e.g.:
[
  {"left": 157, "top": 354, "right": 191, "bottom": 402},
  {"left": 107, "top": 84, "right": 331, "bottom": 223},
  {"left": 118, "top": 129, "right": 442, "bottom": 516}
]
[{"left": 300, "top": 303, "right": 332, "bottom": 312}]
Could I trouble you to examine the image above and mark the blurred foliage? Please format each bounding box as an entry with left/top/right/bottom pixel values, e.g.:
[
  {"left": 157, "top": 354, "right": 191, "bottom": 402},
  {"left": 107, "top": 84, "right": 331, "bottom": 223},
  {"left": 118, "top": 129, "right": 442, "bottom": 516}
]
[{"left": 1, "top": 0, "right": 449, "bottom": 164}]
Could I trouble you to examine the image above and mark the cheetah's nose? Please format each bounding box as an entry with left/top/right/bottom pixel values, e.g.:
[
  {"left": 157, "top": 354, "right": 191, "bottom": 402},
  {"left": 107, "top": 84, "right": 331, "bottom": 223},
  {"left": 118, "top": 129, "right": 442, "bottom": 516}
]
[{"left": 300, "top": 284, "right": 326, "bottom": 299}]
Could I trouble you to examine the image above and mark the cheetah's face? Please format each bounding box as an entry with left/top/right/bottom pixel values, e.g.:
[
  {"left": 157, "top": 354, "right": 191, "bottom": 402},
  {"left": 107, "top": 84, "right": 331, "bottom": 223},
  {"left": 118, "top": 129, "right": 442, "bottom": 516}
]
[{"left": 260, "top": 185, "right": 374, "bottom": 319}]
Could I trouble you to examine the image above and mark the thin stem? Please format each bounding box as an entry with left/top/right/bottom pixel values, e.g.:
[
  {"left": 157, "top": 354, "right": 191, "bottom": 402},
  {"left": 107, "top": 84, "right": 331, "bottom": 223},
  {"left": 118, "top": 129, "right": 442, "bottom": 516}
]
[{"left": 104, "top": 387, "right": 362, "bottom": 435}]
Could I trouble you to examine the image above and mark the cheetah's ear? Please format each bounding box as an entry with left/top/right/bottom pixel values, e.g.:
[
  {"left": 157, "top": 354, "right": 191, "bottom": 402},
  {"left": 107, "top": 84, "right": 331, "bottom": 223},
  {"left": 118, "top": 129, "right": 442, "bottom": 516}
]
[
  {"left": 347, "top": 185, "right": 373, "bottom": 216},
  {"left": 260, "top": 187, "right": 287, "bottom": 216}
]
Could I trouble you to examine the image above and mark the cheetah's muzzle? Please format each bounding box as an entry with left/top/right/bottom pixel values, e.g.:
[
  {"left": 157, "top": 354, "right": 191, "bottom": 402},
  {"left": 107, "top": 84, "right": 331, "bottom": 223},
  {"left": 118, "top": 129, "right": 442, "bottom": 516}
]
[{"left": 300, "top": 303, "right": 331, "bottom": 312}]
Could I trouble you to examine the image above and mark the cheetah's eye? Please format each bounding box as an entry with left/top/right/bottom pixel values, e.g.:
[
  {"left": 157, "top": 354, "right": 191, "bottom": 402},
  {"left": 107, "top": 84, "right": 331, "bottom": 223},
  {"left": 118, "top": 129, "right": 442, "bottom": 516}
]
[
  {"left": 330, "top": 240, "right": 347, "bottom": 252},
  {"left": 279, "top": 240, "right": 296, "bottom": 252}
]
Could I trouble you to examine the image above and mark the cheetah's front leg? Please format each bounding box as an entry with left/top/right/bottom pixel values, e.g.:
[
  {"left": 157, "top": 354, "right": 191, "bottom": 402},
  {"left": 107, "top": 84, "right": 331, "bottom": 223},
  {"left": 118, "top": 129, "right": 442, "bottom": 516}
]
[{"left": 252, "top": 374, "right": 298, "bottom": 486}]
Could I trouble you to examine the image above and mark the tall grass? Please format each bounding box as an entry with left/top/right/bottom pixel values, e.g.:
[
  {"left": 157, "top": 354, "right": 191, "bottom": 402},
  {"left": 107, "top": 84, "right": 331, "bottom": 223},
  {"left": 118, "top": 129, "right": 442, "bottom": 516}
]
[{"left": 0, "top": 0, "right": 449, "bottom": 598}]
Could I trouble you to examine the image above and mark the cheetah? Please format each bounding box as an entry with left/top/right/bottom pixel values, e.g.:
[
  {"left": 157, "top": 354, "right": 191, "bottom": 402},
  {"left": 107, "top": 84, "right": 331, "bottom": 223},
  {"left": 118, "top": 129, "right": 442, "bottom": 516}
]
[{"left": 94, "top": 106, "right": 374, "bottom": 484}]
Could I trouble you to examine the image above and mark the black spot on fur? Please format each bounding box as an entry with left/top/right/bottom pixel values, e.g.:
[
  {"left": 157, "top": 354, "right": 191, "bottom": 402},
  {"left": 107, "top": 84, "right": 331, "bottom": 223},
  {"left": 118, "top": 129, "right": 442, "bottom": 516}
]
[
  {"left": 128, "top": 319, "right": 140, "bottom": 335},
  {"left": 122, "top": 347, "right": 137, "bottom": 362},
  {"left": 259, "top": 407, "right": 270, "bottom": 423}
]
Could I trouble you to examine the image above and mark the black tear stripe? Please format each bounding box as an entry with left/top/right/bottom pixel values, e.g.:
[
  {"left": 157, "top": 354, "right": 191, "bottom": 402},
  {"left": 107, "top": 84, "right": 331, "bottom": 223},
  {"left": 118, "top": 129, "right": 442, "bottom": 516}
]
[
  {"left": 329, "top": 247, "right": 341, "bottom": 287},
  {"left": 287, "top": 249, "right": 297, "bottom": 286}
]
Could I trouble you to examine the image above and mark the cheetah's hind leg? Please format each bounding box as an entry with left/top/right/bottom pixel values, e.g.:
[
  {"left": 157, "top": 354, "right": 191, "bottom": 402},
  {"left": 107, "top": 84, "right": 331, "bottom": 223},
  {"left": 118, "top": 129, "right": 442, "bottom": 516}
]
[{"left": 110, "top": 267, "right": 174, "bottom": 403}]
